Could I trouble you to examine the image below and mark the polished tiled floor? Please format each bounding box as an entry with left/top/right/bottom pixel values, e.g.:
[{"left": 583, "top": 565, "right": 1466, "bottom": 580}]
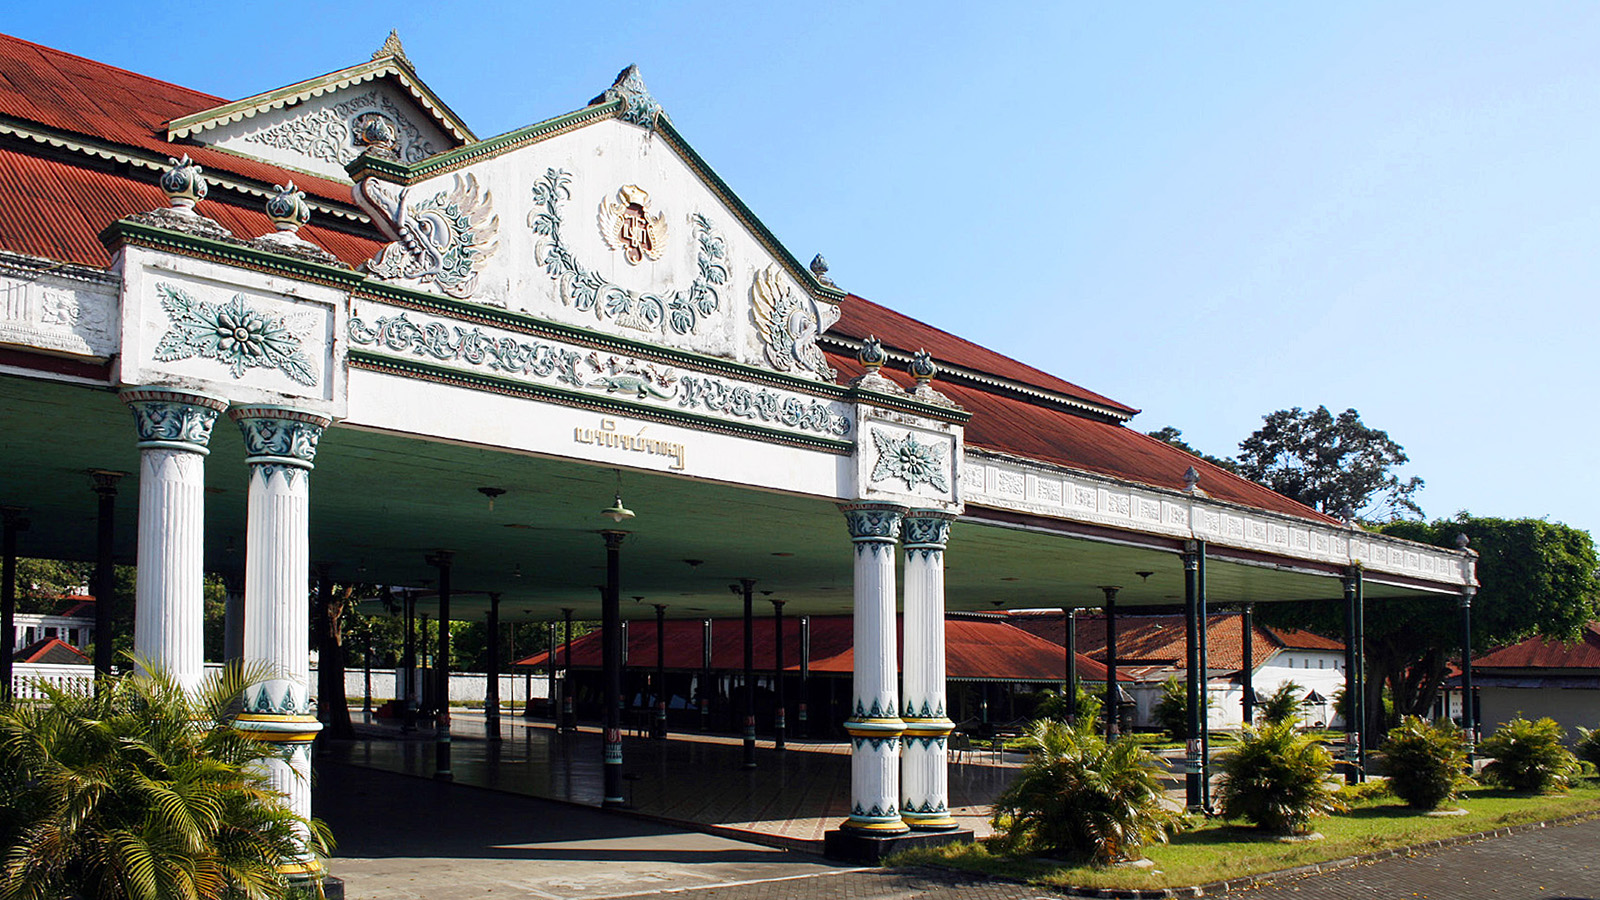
[{"left": 324, "top": 711, "right": 1018, "bottom": 850}]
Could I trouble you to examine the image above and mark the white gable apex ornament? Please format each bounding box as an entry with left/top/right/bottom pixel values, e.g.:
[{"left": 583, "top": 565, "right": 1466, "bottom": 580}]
[
  {"left": 166, "top": 32, "right": 471, "bottom": 182},
  {"left": 346, "top": 65, "right": 846, "bottom": 382}
]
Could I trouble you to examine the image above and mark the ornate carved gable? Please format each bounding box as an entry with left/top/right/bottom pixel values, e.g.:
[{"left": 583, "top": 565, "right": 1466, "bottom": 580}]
[
  {"left": 350, "top": 67, "right": 843, "bottom": 382},
  {"left": 166, "top": 34, "right": 469, "bottom": 182}
]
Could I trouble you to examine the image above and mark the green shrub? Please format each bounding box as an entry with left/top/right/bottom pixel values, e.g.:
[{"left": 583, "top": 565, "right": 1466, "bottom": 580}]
[
  {"left": 1153, "top": 677, "right": 1212, "bottom": 741},
  {"left": 1380, "top": 716, "right": 1470, "bottom": 809},
  {"left": 1575, "top": 725, "right": 1600, "bottom": 770},
  {"left": 990, "top": 719, "right": 1185, "bottom": 864},
  {"left": 1217, "top": 720, "right": 1346, "bottom": 835},
  {"left": 1031, "top": 685, "right": 1103, "bottom": 732},
  {"left": 0, "top": 663, "right": 332, "bottom": 900},
  {"left": 1480, "top": 715, "right": 1579, "bottom": 793},
  {"left": 1255, "top": 681, "right": 1304, "bottom": 726}
]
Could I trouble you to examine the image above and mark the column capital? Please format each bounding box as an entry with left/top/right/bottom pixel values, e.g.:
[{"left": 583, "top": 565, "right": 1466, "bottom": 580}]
[
  {"left": 230, "top": 406, "right": 330, "bottom": 477},
  {"left": 839, "top": 503, "right": 907, "bottom": 542},
  {"left": 122, "top": 386, "right": 228, "bottom": 454},
  {"left": 90, "top": 469, "right": 126, "bottom": 494},
  {"left": 902, "top": 509, "right": 954, "bottom": 550}
]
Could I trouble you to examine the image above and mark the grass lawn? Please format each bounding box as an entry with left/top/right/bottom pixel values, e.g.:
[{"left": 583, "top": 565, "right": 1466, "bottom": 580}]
[{"left": 891, "top": 777, "right": 1600, "bottom": 891}]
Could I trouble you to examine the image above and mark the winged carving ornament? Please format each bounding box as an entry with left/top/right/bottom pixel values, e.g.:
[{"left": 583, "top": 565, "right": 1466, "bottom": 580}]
[
  {"left": 750, "top": 263, "right": 837, "bottom": 380},
  {"left": 597, "top": 185, "right": 667, "bottom": 264},
  {"left": 357, "top": 173, "right": 499, "bottom": 299}
]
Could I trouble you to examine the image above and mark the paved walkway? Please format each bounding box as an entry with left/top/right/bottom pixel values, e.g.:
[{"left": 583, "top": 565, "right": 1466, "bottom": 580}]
[{"left": 325, "top": 713, "right": 1017, "bottom": 850}]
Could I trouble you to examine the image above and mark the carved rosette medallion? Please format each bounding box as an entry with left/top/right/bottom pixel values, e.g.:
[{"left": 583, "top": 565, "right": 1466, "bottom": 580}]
[
  {"left": 152, "top": 283, "right": 318, "bottom": 387},
  {"left": 598, "top": 185, "right": 667, "bottom": 265},
  {"left": 869, "top": 429, "right": 950, "bottom": 493},
  {"left": 120, "top": 387, "right": 229, "bottom": 454}
]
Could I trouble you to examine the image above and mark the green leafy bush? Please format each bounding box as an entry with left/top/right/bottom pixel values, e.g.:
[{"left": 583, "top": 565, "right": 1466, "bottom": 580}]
[
  {"left": 1480, "top": 715, "right": 1579, "bottom": 793},
  {"left": 0, "top": 663, "right": 332, "bottom": 900},
  {"left": 1031, "top": 685, "right": 1103, "bottom": 733},
  {"left": 1380, "top": 716, "right": 1470, "bottom": 809},
  {"left": 990, "top": 719, "right": 1185, "bottom": 864},
  {"left": 1153, "top": 677, "right": 1212, "bottom": 741},
  {"left": 1575, "top": 725, "right": 1600, "bottom": 770},
  {"left": 1217, "top": 720, "right": 1346, "bottom": 835},
  {"left": 1255, "top": 681, "right": 1304, "bottom": 726}
]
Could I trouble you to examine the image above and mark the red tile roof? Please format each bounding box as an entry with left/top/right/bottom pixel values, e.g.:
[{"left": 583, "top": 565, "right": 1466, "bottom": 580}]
[
  {"left": 1002, "top": 609, "right": 1342, "bottom": 673},
  {"left": 514, "top": 614, "right": 1114, "bottom": 683},
  {"left": 1473, "top": 622, "right": 1600, "bottom": 670},
  {"left": 0, "top": 32, "right": 356, "bottom": 206},
  {"left": 12, "top": 637, "right": 90, "bottom": 665}
]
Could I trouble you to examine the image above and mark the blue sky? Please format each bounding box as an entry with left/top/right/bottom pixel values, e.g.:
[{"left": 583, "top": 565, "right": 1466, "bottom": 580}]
[{"left": 14, "top": 2, "right": 1600, "bottom": 537}]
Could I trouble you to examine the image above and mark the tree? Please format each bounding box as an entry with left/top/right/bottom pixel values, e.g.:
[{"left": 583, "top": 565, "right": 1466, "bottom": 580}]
[
  {"left": 1146, "top": 427, "right": 1240, "bottom": 473},
  {"left": 1255, "top": 681, "right": 1304, "bottom": 726},
  {"left": 1262, "top": 515, "right": 1600, "bottom": 741},
  {"left": 1235, "top": 406, "right": 1423, "bottom": 521},
  {"left": 0, "top": 664, "right": 331, "bottom": 900},
  {"left": 1216, "top": 721, "right": 1345, "bottom": 836}
]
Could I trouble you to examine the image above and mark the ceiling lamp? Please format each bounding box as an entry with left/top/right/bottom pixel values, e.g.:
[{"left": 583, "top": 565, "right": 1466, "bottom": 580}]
[
  {"left": 478, "top": 486, "right": 506, "bottom": 511},
  {"left": 600, "top": 469, "right": 635, "bottom": 523}
]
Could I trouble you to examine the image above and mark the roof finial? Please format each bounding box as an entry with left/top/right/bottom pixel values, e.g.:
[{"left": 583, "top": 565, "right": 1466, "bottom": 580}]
[
  {"left": 373, "top": 30, "right": 411, "bottom": 68},
  {"left": 160, "top": 155, "right": 206, "bottom": 212},
  {"left": 1183, "top": 466, "right": 1201, "bottom": 492},
  {"left": 594, "top": 64, "right": 664, "bottom": 130},
  {"left": 249, "top": 181, "right": 341, "bottom": 266},
  {"left": 810, "top": 254, "right": 834, "bottom": 287},
  {"left": 849, "top": 335, "right": 897, "bottom": 393},
  {"left": 906, "top": 349, "right": 959, "bottom": 409}
]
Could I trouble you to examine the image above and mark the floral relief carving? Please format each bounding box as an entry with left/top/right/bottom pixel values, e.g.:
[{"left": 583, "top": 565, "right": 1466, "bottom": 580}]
[
  {"left": 869, "top": 429, "right": 950, "bottom": 493},
  {"left": 153, "top": 283, "right": 317, "bottom": 386}
]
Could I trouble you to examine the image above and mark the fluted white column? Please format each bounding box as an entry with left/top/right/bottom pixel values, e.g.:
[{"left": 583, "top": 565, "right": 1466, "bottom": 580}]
[
  {"left": 230, "top": 405, "right": 329, "bottom": 881},
  {"left": 121, "top": 387, "right": 227, "bottom": 691},
  {"left": 840, "top": 503, "right": 908, "bottom": 835},
  {"left": 901, "top": 510, "right": 957, "bottom": 831}
]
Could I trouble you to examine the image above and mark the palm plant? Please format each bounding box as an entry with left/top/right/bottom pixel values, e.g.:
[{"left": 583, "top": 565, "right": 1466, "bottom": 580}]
[
  {"left": 990, "top": 718, "right": 1185, "bottom": 864},
  {"left": 1380, "top": 716, "right": 1470, "bottom": 809},
  {"left": 1576, "top": 725, "right": 1600, "bottom": 770},
  {"left": 1480, "top": 715, "right": 1579, "bottom": 793},
  {"left": 1217, "top": 720, "right": 1345, "bottom": 835},
  {"left": 1255, "top": 681, "right": 1304, "bottom": 727},
  {"left": 0, "top": 662, "right": 332, "bottom": 900}
]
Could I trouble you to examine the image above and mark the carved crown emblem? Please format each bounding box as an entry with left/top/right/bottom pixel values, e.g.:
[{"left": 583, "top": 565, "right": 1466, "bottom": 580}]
[{"left": 598, "top": 184, "right": 667, "bottom": 265}]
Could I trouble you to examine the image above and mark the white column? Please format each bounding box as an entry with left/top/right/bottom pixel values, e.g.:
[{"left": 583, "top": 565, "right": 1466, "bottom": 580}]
[
  {"left": 840, "top": 503, "right": 908, "bottom": 835},
  {"left": 230, "top": 405, "right": 330, "bottom": 881},
  {"left": 121, "top": 387, "right": 227, "bottom": 691},
  {"left": 901, "top": 509, "right": 957, "bottom": 831}
]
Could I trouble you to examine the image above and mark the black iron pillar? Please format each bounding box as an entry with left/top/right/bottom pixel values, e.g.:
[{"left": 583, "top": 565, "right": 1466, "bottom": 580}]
[
  {"left": 538, "top": 620, "right": 555, "bottom": 719},
  {"left": 485, "top": 592, "right": 501, "bottom": 743},
  {"left": 314, "top": 566, "right": 335, "bottom": 726},
  {"left": 735, "top": 578, "right": 758, "bottom": 768},
  {"left": 1, "top": 509, "right": 26, "bottom": 702},
  {"left": 653, "top": 603, "right": 668, "bottom": 739},
  {"left": 1101, "top": 586, "right": 1121, "bottom": 740},
  {"left": 772, "top": 599, "right": 787, "bottom": 752},
  {"left": 427, "top": 551, "right": 454, "bottom": 780},
  {"left": 362, "top": 630, "right": 373, "bottom": 715},
  {"left": 1182, "top": 546, "right": 1202, "bottom": 809},
  {"left": 91, "top": 471, "right": 122, "bottom": 680},
  {"left": 402, "top": 590, "right": 416, "bottom": 733},
  {"left": 1354, "top": 568, "right": 1368, "bottom": 769},
  {"left": 1197, "top": 543, "right": 1212, "bottom": 810},
  {"left": 601, "top": 531, "right": 627, "bottom": 807},
  {"left": 1063, "top": 607, "right": 1078, "bottom": 723},
  {"left": 701, "top": 617, "right": 713, "bottom": 731},
  {"left": 1240, "top": 603, "right": 1256, "bottom": 727},
  {"left": 1460, "top": 586, "right": 1477, "bottom": 760},
  {"left": 799, "top": 614, "right": 811, "bottom": 737},
  {"left": 1341, "top": 568, "right": 1363, "bottom": 783},
  {"left": 561, "top": 608, "right": 576, "bottom": 731}
]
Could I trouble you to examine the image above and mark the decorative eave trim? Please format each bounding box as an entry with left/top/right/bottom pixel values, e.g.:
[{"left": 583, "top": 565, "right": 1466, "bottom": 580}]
[
  {"left": 343, "top": 98, "right": 845, "bottom": 309},
  {"left": 0, "top": 117, "right": 369, "bottom": 224},
  {"left": 819, "top": 333, "right": 1134, "bottom": 423},
  {"left": 99, "top": 219, "right": 365, "bottom": 289},
  {"left": 0, "top": 248, "right": 120, "bottom": 287},
  {"left": 348, "top": 350, "right": 855, "bottom": 455},
  {"left": 166, "top": 57, "right": 475, "bottom": 144}
]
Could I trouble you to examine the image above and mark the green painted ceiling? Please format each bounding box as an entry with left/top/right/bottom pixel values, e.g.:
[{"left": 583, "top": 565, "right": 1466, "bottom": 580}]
[{"left": 0, "top": 373, "right": 1446, "bottom": 625}]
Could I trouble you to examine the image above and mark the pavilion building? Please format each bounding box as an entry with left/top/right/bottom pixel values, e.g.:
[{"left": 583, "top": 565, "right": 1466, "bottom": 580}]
[{"left": 0, "top": 30, "right": 1477, "bottom": 874}]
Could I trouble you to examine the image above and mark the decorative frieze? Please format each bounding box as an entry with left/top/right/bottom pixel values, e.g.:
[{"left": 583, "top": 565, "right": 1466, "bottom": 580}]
[
  {"left": 962, "top": 447, "right": 1474, "bottom": 587},
  {"left": 346, "top": 304, "right": 853, "bottom": 441},
  {"left": 0, "top": 259, "right": 118, "bottom": 360}
]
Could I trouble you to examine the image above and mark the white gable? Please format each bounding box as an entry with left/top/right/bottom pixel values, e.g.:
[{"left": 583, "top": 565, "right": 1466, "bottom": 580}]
[
  {"left": 200, "top": 80, "right": 454, "bottom": 182},
  {"left": 354, "top": 113, "right": 842, "bottom": 381}
]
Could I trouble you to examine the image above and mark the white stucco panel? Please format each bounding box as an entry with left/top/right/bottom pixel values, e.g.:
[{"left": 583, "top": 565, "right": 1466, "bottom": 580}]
[
  {"left": 0, "top": 260, "right": 119, "bottom": 359},
  {"left": 353, "top": 118, "right": 839, "bottom": 382},
  {"left": 115, "top": 248, "right": 347, "bottom": 416},
  {"left": 853, "top": 405, "right": 962, "bottom": 511}
]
